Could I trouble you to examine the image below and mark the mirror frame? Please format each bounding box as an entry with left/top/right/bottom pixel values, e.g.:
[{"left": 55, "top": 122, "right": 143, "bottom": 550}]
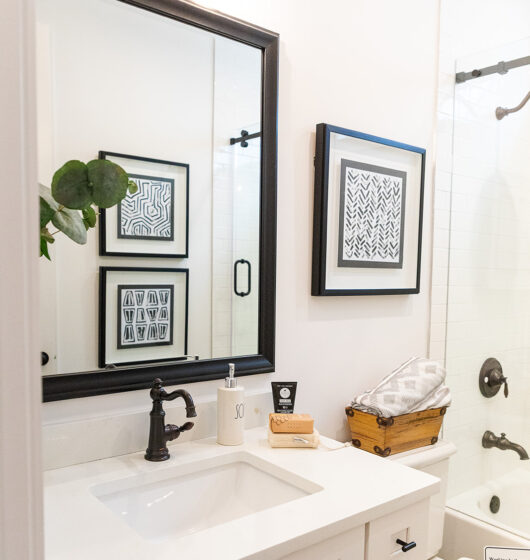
[{"left": 42, "top": 0, "right": 278, "bottom": 402}]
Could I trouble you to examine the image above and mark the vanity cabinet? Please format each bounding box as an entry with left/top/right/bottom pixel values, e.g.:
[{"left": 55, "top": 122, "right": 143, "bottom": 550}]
[
  {"left": 280, "top": 499, "right": 429, "bottom": 560},
  {"left": 43, "top": 428, "right": 438, "bottom": 560},
  {"left": 281, "top": 525, "right": 365, "bottom": 560},
  {"left": 365, "top": 499, "right": 429, "bottom": 560}
]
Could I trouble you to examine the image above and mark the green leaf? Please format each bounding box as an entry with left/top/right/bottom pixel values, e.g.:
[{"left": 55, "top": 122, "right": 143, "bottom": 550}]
[
  {"left": 128, "top": 179, "right": 138, "bottom": 195},
  {"left": 40, "top": 196, "right": 56, "bottom": 228},
  {"left": 87, "top": 159, "right": 128, "bottom": 208},
  {"left": 52, "top": 207, "right": 87, "bottom": 244},
  {"left": 82, "top": 206, "right": 97, "bottom": 228},
  {"left": 40, "top": 236, "right": 51, "bottom": 260},
  {"left": 39, "top": 183, "right": 59, "bottom": 212},
  {"left": 51, "top": 160, "right": 91, "bottom": 209}
]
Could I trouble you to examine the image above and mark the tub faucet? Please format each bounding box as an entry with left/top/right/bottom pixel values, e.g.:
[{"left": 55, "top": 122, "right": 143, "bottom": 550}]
[
  {"left": 482, "top": 430, "right": 529, "bottom": 460},
  {"left": 145, "top": 378, "right": 197, "bottom": 462}
]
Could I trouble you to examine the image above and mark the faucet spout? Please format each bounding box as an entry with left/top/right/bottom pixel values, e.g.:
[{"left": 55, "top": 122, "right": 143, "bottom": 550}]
[
  {"left": 145, "top": 378, "right": 197, "bottom": 462},
  {"left": 150, "top": 378, "right": 197, "bottom": 417},
  {"left": 482, "top": 430, "right": 529, "bottom": 460},
  {"left": 163, "top": 389, "right": 197, "bottom": 418},
  {"left": 511, "top": 443, "right": 529, "bottom": 460}
]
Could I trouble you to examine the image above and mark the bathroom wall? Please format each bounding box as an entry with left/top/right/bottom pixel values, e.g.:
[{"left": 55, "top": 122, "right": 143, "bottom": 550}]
[
  {"left": 1, "top": 0, "right": 44, "bottom": 555},
  {"left": 431, "top": 0, "right": 530, "bottom": 498},
  {"left": 42, "top": 0, "right": 441, "bottom": 459}
]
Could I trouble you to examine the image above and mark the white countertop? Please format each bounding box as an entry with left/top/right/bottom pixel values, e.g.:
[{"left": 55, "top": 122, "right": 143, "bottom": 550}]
[{"left": 44, "top": 427, "right": 439, "bottom": 560}]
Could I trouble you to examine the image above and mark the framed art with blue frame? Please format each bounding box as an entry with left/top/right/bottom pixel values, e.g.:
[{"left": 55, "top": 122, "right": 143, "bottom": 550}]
[{"left": 312, "top": 123, "right": 425, "bottom": 296}]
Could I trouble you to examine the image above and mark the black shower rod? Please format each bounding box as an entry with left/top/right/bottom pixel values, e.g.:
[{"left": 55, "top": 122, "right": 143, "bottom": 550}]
[{"left": 229, "top": 129, "right": 261, "bottom": 147}]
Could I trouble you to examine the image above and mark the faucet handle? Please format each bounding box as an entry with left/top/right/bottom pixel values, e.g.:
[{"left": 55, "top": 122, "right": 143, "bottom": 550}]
[{"left": 503, "top": 378, "right": 509, "bottom": 398}]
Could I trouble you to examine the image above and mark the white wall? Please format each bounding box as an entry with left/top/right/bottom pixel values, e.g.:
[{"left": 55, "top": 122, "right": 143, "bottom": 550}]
[
  {"left": 431, "top": 0, "right": 530, "bottom": 499},
  {"left": 43, "top": 0, "right": 440, "bottom": 449},
  {"left": 1, "top": 0, "right": 44, "bottom": 557}
]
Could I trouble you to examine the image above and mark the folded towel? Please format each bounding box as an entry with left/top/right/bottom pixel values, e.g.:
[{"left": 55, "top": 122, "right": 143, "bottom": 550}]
[{"left": 351, "top": 357, "right": 451, "bottom": 418}]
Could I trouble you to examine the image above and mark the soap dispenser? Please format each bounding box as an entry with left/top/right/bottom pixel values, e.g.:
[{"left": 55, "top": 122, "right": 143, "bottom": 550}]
[{"left": 217, "top": 363, "right": 244, "bottom": 445}]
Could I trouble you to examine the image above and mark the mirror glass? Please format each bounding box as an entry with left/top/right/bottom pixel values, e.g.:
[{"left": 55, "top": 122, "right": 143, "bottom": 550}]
[{"left": 37, "top": 0, "right": 262, "bottom": 375}]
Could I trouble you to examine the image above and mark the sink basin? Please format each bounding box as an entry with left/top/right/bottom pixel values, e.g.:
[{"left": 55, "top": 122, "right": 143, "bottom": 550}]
[{"left": 91, "top": 451, "right": 321, "bottom": 542}]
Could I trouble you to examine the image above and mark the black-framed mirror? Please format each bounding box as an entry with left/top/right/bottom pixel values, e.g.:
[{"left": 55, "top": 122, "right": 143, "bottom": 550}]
[{"left": 39, "top": 0, "right": 278, "bottom": 401}]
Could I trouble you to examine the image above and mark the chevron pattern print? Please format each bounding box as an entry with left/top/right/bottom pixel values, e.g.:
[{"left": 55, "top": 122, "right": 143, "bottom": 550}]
[
  {"left": 338, "top": 159, "right": 407, "bottom": 269},
  {"left": 118, "top": 174, "right": 174, "bottom": 240},
  {"left": 117, "top": 284, "right": 173, "bottom": 349}
]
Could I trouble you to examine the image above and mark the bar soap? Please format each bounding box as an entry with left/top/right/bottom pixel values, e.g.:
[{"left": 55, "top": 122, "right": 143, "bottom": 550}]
[{"left": 269, "top": 413, "right": 314, "bottom": 434}]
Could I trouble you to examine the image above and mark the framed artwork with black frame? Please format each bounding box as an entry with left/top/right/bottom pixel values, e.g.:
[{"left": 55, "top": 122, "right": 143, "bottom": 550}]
[
  {"left": 99, "top": 266, "right": 188, "bottom": 368},
  {"left": 99, "top": 151, "right": 189, "bottom": 258},
  {"left": 312, "top": 124, "right": 425, "bottom": 296}
]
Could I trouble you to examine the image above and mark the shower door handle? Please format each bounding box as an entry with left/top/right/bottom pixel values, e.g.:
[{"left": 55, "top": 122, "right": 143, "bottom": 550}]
[{"left": 234, "top": 259, "right": 251, "bottom": 297}]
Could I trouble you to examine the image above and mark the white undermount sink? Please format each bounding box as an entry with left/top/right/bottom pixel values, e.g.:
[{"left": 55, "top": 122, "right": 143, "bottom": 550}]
[{"left": 91, "top": 451, "right": 322, "bottom": 542}]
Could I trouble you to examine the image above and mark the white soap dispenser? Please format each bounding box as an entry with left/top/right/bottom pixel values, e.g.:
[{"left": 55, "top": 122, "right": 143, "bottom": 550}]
[{"left": 217, "top": 363, "right": 244, "bottom": 445}]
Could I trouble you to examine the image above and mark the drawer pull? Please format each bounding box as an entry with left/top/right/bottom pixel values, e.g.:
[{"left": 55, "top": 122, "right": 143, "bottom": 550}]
[{"left": 396, "top": 539, "right": 416, "bottom": 552}]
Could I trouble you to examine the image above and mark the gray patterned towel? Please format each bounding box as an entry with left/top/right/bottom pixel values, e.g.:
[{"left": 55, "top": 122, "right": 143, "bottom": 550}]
[{"left": 351, "top": 357, "right": 451, "bottom": 418}]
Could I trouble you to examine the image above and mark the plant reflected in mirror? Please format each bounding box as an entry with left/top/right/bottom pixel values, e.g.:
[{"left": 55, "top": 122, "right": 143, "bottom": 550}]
[{"left": 39, "top": 159, "right": 137, "bottom": 259}]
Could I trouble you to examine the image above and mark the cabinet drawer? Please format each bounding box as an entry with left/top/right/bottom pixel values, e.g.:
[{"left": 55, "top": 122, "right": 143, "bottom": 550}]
[
  {"left": 280, "top": 525, "right": 364, "bottom": 560},
  {"left": 365, "top": 499, "right": 429, "bottom": 560}
]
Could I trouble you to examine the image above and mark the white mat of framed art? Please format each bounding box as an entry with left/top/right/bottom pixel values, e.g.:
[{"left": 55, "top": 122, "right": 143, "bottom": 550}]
[
  {"left": 99, "top": 151, "right": 189, "bottom": 258},
  {"left": 312, "top": 124, "right": 425, "bottom": 295},
  {"left": 99, "top": 267, "right": 188, "bottom": 367}
]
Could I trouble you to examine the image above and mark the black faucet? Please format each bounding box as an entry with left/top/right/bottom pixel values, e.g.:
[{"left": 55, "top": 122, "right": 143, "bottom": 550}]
[
  {"left": 482, "top": 430, "right": 529, "bottom": 460},
  {"left": 145, "top": 378, "right": 197, "bottom": 462}
]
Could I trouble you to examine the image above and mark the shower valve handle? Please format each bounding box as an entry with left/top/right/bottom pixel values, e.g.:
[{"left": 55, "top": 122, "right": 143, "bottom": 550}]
[
  {"left": 486, "top": 368, "right": 508, "bottom": 398},
  {"left": 479, "top": 359, "right": 509, "bottom": 399}
]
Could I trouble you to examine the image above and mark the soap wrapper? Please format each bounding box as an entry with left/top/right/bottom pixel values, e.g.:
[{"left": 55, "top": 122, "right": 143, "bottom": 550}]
[
  {"left": 268, "top": 427, "right": 320, "bottom": 448},
  {"left": 269, "top": 413, "right": 314, "bottom": 434}
]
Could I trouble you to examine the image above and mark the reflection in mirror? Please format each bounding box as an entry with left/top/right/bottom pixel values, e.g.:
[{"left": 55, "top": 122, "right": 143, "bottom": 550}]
[{"left": 37, "top": 0, "right": 262, "bottom": 377}]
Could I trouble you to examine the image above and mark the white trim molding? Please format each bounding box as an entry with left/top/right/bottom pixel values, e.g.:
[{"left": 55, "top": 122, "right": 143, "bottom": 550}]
[{"left": 0, "top": 0, "right": 44, "bottom": 559}]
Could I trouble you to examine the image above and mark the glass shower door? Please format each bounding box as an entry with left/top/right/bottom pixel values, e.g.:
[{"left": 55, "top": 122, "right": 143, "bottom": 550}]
[
  {"left": 444, "top": 37, "right": 530, "bottom": 540},
  {"left": 231, "top": 131, "right": 260, "bottom": 357}
]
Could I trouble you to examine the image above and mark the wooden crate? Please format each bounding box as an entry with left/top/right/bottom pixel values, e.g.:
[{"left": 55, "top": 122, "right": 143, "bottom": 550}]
[{"left": 344, "top": 406, "right": 447, "bottom": 457}]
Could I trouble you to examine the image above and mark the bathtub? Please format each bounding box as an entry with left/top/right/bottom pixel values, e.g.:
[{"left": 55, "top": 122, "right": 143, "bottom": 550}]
[{"left": 441, "top": 468, "right": 530, "bottom": 560}]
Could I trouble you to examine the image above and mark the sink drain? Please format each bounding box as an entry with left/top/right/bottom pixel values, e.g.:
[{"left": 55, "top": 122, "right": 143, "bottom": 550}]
[{"left": 490, "top": 495, "right": 500, "bottom": 514}]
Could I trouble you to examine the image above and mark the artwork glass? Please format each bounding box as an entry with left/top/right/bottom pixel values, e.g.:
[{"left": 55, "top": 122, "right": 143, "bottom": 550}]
[
  {"left": 100, "top": 267, "right": 188, "bottom": 368},
  {"left": 99, "top": 152, "right": 188, "bottom": 258},
  {"left": 312, "top": 124, "right": 425, "bottom": 295}
]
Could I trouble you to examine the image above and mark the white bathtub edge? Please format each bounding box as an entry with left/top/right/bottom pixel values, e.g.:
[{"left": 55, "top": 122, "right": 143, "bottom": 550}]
[{"left": 440, "top": 507, "right": 530, "bottom": 560}]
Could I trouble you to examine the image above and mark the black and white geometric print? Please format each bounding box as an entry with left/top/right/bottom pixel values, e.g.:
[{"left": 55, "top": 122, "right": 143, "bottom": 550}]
[
  {"left": 338, "top": 159, "right": 407, "bottom": 269},
  {"left": 117, "top": 174, "right": 175, "bottom": 241},
  {"left": 117, "top": 284, "right": 173, "bottom": 349}
]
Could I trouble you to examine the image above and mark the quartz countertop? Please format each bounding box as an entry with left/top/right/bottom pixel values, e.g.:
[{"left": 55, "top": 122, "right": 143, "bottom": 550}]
[{"left": 44, "top": 427, "right": 439, "bottom": 560}]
